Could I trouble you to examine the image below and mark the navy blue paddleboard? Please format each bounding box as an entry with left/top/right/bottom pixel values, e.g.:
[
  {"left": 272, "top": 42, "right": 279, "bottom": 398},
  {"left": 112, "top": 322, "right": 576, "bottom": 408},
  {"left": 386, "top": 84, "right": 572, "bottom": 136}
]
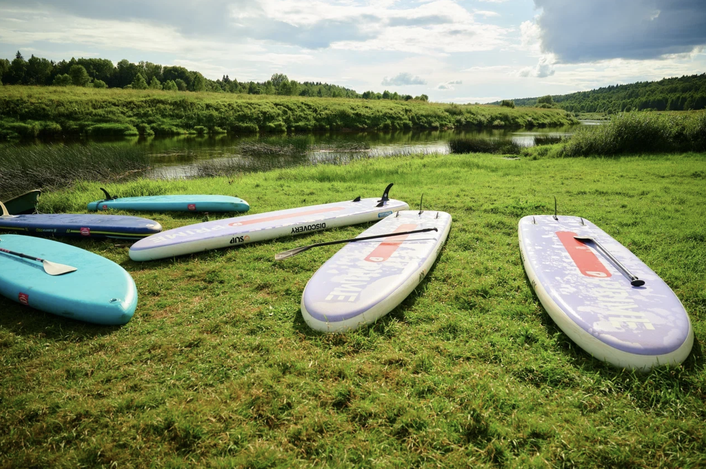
[{"left": 0, "top": 214, "right": 162, "bottom": 239}]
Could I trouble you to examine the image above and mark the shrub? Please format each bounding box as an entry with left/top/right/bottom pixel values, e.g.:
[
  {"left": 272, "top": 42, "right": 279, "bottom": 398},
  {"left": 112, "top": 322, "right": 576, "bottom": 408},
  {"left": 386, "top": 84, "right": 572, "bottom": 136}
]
[
  {"left": 500, "top": 100, "right": 515, "bottom": 109},
  {"left": 534, "top": 135, "right": 564, "bottom": 146},
  {"left": 449, "top": 137, "right": 520, "bottom": 155},
  {"left": 52, "top": 74, "right": 72, "bottom": 86},
  {"left": 86, "top": 123, "right": 139, "bottom": 136},
  {"left": 93, "top": 79, "right": 107, "bottom": 89}
]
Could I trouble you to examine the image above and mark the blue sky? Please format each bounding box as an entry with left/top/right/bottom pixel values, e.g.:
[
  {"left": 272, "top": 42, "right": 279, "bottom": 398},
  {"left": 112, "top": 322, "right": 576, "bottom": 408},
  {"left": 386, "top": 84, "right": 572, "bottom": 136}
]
[{"left": 1, "top": 0, "right": 705, "bottom": 102}]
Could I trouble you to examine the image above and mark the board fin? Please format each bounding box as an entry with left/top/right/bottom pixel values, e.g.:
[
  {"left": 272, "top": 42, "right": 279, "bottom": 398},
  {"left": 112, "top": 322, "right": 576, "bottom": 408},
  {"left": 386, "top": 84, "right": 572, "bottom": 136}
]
[
  {"left": 553, "top": 196, "right": 558, "bottom": 221},
  {"left": 418, "top": 194, "right": 424, "bottom": 215},
  {"left": 352, "top": 196, "right": 361, "bottom": 202},
  {"left": 100, "top": 188, "right": 117, "bottom": 201},
  {"left": 0, "top": 201, "right": 8, "bottom": 217},
  {"left": 376, "top": 183, "right": 393, "bottom": 207}
]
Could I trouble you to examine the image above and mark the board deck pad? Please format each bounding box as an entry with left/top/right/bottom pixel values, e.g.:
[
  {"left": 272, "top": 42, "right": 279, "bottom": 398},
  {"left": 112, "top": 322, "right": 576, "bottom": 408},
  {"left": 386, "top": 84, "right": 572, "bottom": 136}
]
[
  {"left": 0, "top": 213, "right": 162, "bottom": 239},
  {"left": 302, "top": 210, "right": 452, "bottom": 333},
  {"left": 0, "top": 234, "right": 137, "bottom": 325},
  {"left": 87, "top": 194, "right": 249, "bottom": 213},
  {"left": 519, "top": 215, "right": 693, "bottom": 370},
  {"left": 130, "top": 188, "right": 409, "bottom": 261}
]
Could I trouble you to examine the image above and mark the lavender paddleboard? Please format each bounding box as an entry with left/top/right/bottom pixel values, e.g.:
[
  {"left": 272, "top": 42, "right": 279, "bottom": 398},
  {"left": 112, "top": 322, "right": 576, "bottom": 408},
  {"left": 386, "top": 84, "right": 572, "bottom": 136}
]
[
  {"left": 302, "top": 210, "right": 452, "bottom": 333},
  {"left": 519, "top": 215, "right": 693, "bottom": 370},
  {"left": 130, "top": 184, "right": 408, "bottom": 261}
]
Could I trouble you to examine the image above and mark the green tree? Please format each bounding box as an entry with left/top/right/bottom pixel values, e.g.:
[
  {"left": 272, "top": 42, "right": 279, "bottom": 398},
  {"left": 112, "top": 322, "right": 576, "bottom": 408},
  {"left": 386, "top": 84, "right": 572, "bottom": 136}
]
[
  {"left": 149, "top": 76, "right": 162, "bottom": 89},
  {"left": 537, "top": 95, "right": 554, "bottom": 105},
  {"left": 0, "top": 58, "right": 10, "bottom": 84},
  {"left": 192, "top": 73, "right": 206, "bottom": 92},
  {"left": 500, "top": 100, "right": 515, "bottom": 108},
  {"left": 7, "top": 51, "right": 27, "bottom": 85},
  {"left": 132, "top": 73, "right": 148, "bottom": 89},
  {"left": 52, "top": 74, "right": 72, "bottom": 86},
  {"left": 26, "top": 55, "right": 53, "bottom": 85},
  {"left": 93, "top": 79, "right": 108, "bottom": 89},
  {"left": 175, "top": 78, "right": 187, "bottom": 91},
  {"left": 163, "top": 80, "right": 178, "bottom": 91},
  {"left": 69, "top": 64, "right": 91, "bottom": 86}
]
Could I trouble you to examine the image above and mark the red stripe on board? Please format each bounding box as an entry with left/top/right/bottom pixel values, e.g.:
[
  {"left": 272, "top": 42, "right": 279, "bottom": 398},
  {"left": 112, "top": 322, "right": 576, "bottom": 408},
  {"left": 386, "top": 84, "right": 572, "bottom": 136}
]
[
  {"left": 556, "top": 231, "right": 612, "bottom": 279},
  {"left": 365, "top": 224, "right": 418, "bottom": 263},
  {"left": 228, "top": 206, "right": 346, "bottom": 227}
]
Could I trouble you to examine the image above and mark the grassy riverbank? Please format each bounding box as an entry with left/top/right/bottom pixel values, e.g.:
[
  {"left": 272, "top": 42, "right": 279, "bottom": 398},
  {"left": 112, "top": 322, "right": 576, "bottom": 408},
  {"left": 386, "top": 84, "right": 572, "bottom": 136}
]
[
  {"left": 2, "top": 153, "right": 705, "bottom": 467},
  {"left": 0, "top": 86, "right": 576, "bottom": 140}
]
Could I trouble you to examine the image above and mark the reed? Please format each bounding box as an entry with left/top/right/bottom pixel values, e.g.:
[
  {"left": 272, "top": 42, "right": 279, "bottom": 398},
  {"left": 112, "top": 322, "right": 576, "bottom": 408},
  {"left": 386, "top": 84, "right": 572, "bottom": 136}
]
[
  {"left": 0, "top": 143, "right": 149, "bottom": 198},
  {"left": 560, "top": 111, "right": 706, "bottom": 156},
  {"left": 448, "top": 136, "right": 521, "bottom": 155}
]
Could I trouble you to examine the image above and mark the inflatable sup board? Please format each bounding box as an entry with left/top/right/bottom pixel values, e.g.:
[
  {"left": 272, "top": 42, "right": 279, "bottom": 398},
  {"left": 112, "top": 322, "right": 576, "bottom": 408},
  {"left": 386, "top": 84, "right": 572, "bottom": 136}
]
[
  {"left": 0, "top": 211, "right": 162, "bottom": 239},
  {"left": 87, "top": 188, "right": 249, "bottom": 213},
  {"left": 301, "top": 209, "right": 452, "bottom": 333},
  {"left": 0, "top": 234, "right": 137, "bottom": 325},
  {"left": 519, "top": 215, "right": 693, "bottom": 370},
  {"left": 129, "top": 184, "right": 408, "bottom": 261}
]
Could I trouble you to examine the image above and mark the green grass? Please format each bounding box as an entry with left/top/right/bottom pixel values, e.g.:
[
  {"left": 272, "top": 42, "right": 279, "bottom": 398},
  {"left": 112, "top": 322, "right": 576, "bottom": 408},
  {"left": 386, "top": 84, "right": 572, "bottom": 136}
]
[
  {"left": 1, "top": 152, "right": 706, "bottom": 467},
  {"left": 0, "top": 86, "right": 577, "bottom": 139}
]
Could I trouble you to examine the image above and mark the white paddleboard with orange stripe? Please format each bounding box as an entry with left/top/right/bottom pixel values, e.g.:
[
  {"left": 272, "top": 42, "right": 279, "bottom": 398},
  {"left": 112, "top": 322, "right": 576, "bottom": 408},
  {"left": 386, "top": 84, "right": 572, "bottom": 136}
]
[
  {"left": 519, "top": 215, "right": 693, "bottom": 370},
  {"left": 302, "top": 210, "right": 451, "bottom": 333},
  {"left": 129, "top": 184, "right": 408, "bottom": 261}
]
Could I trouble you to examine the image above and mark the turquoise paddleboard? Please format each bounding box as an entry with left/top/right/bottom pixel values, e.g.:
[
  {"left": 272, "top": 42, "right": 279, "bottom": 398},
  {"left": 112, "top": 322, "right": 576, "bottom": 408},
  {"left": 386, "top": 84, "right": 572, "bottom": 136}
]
[
  {"left": 0, "top": 235, "right": 137, "bottom": 325},
  {"left": 87, "top": 188, "right": 249, "bottom": 213}
]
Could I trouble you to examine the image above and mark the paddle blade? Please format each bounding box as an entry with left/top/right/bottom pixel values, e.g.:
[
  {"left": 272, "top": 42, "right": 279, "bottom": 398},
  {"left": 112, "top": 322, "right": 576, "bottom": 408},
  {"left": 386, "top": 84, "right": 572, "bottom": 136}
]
[
  {"left": 42, "top": 259, "right": 77, "bottom": 276},
  {"left": 275, "top": 246, "right": 311, "bottom": 261}
]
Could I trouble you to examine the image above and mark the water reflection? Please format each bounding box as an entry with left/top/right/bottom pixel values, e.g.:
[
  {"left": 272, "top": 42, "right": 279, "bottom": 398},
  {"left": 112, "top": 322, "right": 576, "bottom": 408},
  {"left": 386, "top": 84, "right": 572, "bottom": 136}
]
[{"left": 144, "top": 126, "right": 580, "bottom": 179}]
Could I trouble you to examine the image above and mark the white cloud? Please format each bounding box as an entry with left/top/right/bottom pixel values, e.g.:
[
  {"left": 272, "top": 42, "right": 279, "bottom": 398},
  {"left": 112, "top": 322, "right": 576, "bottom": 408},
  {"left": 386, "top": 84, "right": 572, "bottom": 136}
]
[
  {"left": 382, "top": 72, "right": 427, "bottom": 86},
  {"left": 518, "top": 55, "right": 556, "bottom": 78}
]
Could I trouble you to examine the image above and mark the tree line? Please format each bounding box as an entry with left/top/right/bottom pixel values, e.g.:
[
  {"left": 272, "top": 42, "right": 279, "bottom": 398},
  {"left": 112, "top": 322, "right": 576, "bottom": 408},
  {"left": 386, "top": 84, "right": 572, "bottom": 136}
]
[
  {"left": 496, "top": 74, "right": 706, "bottom": 113},
  {"left": 0, "top": 52, "right": 429, "bottom": 102}
]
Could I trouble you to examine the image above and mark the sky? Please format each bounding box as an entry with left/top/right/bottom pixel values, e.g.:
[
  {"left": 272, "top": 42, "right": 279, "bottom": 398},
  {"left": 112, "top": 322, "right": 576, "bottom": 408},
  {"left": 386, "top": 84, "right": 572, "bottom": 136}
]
[{"left": 1, "top": 0, "right": 705, "bottom": 103}]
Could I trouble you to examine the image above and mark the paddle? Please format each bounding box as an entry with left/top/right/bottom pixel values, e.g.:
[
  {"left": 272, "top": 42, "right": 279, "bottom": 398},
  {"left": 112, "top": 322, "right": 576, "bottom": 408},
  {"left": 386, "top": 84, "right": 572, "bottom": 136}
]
[
  {"left": 0, "top": 245, "right": 77, "bottom": 276},
  {"left": 275, "top": 227, "right": 438, "bottom": 261},
  {"left": 573, "top": 236, "right": 645, "bottom": 287}
]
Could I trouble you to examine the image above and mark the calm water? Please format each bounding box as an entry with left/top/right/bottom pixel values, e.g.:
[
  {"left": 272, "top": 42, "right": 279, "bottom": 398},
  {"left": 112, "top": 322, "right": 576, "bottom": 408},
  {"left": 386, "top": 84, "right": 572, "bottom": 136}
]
[{"left": 134, "top": 125, "right": 580, "bottom": 179}]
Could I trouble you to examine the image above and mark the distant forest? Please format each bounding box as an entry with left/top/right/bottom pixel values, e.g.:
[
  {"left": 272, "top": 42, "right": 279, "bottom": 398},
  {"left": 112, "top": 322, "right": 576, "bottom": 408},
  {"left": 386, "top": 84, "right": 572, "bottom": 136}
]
[
  {"left": 498, "top": 74, "right": 706, "bottom": 113},
  {"left": 0, "top": 52, "right": 428, "bottom": 102}
]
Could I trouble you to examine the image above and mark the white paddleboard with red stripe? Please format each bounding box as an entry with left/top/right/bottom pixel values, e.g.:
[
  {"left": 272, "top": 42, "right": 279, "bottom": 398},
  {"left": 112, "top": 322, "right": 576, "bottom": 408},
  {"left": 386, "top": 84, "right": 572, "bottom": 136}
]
[
  {"left": 302, "top": 210, "right": 452, "bottom": 333},
  {"left": 129, "top": 184, "right": 408, "bottom": 261},
  {"left": 519, "top": 215, "right": 693, "bottom": 370}
]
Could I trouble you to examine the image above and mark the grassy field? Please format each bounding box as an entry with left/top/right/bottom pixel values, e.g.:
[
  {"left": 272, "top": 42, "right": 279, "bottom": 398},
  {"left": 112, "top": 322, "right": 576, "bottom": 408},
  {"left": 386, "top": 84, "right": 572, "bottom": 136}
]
[
  {"left": 0, "top": 86, "right": 576, "bottom": 139},
  {"left": 1, "top": 152, "right": 705, "bottom": 467}
]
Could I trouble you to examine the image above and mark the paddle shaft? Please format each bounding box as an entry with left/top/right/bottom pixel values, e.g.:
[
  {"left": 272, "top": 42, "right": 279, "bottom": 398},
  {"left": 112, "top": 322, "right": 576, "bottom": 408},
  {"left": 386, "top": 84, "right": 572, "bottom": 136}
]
[
  {"left": 276, "top": 227, "right": 438, "bottom": 260},
  {"left": 574, "top": 236, "right": 645, "bottom": 287},
  {"left": 0, "top": 246, "right": 44, "bottom": 262},
  {"left": 309, "top": 227, "right": 437, "bottom": 249}
]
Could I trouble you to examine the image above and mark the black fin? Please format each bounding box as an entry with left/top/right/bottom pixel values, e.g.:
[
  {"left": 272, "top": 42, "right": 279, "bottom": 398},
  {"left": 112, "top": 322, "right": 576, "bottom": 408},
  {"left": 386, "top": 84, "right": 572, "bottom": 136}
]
[
  {"left": 553, "top": 196, "right": 558, "bottom": 221},
  {"left": 100, "top": 188, "right": 116, "bottom": 200},
  {"left": 376, "top": 183, "right": 393, "bottom": 208},
  {"left": 352, "top": 196, "right": 361, "bottom": 202},
  {"left": 418, "top": 194, "right": 424, "bottom": 215}
]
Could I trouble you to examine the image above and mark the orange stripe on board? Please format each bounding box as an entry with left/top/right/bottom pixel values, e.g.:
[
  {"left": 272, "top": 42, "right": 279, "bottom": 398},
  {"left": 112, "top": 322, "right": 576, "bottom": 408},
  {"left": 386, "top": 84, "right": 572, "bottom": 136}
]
[
  {"left": 228, "top": 206, "right": 346, "bottom": 227},
  {"left": 365, "top": 224, "right": 418, "bottom": 263},
  {"left": 556, "top": 231, "right": 612, "bottom": 279}
]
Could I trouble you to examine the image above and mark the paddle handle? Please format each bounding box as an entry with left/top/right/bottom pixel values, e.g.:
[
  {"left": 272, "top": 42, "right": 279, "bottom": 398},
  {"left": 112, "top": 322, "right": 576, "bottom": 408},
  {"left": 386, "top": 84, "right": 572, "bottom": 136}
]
[
  {"left": 574, "top": 236, "right": 645, "bottom": 287},
  {"left": 0, "top": 247, "right": 43, "bottom": 262}
]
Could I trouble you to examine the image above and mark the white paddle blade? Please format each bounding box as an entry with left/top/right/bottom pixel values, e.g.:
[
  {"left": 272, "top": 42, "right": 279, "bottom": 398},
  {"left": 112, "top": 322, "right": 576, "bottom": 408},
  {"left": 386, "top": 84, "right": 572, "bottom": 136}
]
[
  {"left": 42, "top": 260, "right": 77, "bottom": 276},
  {"left": 275, "top": 246, "right": 311, "bottom": 261}
]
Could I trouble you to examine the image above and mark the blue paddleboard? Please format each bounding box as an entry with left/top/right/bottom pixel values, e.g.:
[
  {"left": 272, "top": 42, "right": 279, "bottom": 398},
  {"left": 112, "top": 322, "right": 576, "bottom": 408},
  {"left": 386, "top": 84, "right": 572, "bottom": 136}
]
[
  {"left": 0, "top": 235, "right": 137, "bottom": 325},
  {"left": 0, "top": 213, "right": 162, "bottom": 239},
  {"left": 87, "top": 189, "right": 249, "bottom": 213}
]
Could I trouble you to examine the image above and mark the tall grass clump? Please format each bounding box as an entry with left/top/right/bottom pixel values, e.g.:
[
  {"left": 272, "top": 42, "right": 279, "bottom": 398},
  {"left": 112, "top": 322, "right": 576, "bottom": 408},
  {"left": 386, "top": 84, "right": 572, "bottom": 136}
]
[
  {"left": 0, "top": 143, "right": 149, "bottom": 198},
  {"left": 449, "top": 136, "right": 521, "bottom": 155},
  {"left": 533, "top": 135, "right": 564, "bottom": 146},
  {"left": 561, "top": 110, "right": 706, "bottom": 156}
]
